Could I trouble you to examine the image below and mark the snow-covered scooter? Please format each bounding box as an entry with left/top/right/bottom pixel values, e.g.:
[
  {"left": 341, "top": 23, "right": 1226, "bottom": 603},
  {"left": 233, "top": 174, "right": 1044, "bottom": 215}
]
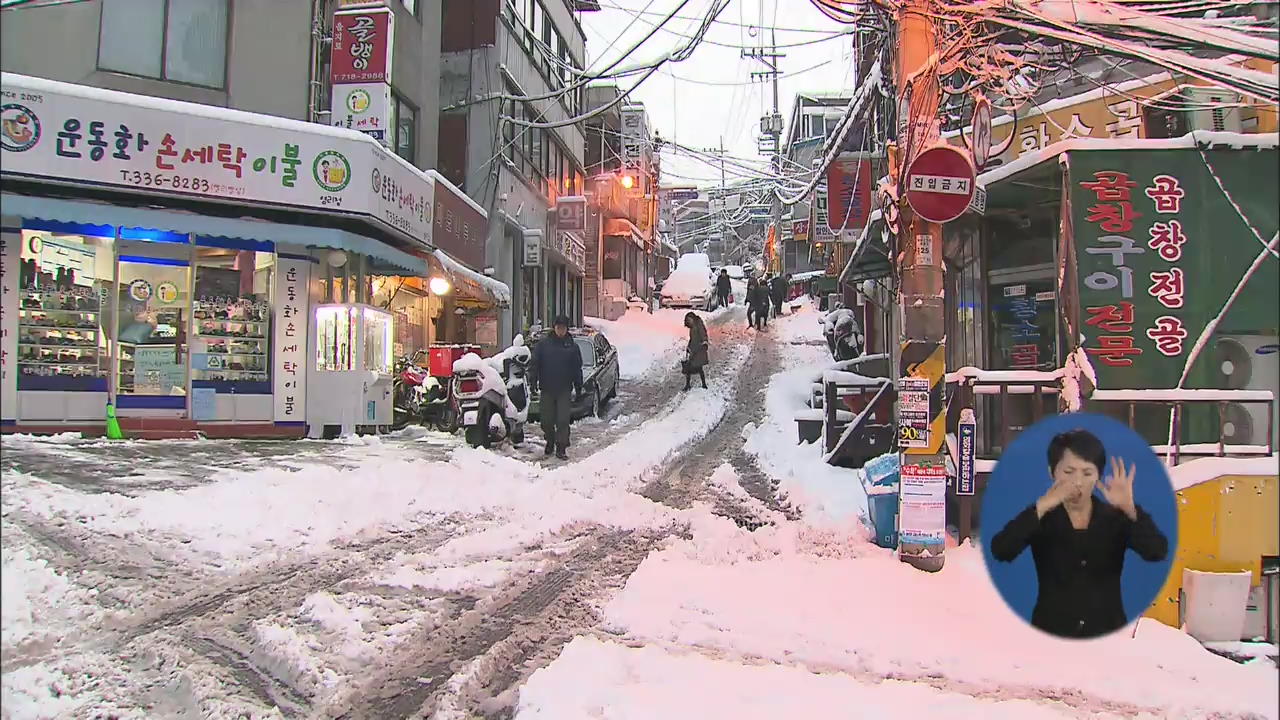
[{"left": 453, "top": 336, "right": 531, "bottom": 449}]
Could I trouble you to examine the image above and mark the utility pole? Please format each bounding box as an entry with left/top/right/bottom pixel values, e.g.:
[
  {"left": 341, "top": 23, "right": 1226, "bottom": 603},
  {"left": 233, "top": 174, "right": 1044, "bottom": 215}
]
[
  {"left": 745, "top": 29, "right": 784, "bottom": 273},
  {"left": 894, "top": 0, "right": 947, "bottom": 573}
]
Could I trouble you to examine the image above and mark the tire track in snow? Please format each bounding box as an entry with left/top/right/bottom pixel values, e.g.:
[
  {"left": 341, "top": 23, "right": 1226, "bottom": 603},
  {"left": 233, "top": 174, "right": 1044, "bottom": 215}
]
[{"left": 316, "top": 528, "right": 666, "bottom": 720}]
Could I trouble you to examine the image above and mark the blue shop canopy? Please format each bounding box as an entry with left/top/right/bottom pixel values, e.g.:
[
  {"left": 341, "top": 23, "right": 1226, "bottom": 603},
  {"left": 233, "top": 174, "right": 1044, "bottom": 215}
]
[{"left": 1, "top": 193, "right": 428, "bottom": 276}]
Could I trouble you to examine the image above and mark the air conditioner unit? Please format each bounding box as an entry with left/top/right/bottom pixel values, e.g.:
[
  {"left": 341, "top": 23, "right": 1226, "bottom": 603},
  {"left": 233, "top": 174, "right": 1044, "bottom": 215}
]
[
  {"left": 1211, "top": 334, "right": 1279, "bottom": 447},
  {"left": 1184, "top": 88, "right": 1245, "bottom": 133}
]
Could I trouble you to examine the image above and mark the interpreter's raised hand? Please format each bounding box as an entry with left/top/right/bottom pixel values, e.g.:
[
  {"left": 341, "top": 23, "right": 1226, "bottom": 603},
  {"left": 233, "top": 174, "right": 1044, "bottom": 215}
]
[
  {"left": 1101, "top": 456, "right": 1138, "bottom": 520},
  {"left": 1035, "top": 479, "right": 1077, "bottom": 518}
]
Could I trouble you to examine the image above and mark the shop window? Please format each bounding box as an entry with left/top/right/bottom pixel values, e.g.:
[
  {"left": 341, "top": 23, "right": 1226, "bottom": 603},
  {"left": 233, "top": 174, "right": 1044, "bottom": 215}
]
[
  {"left": 363, "top": 307, "right": 394, "bottom": 375},
  {"left": 115, "top": 253, "right": 190, "bottom": 397},
  {"left": 316, "top": 305, "right": 357, "bottom": 371},
  {"left": 15, "top": 230, "right": 112, "bottom": 392},
  {"left": 389, "top": 93, "right": 417, "bottom": 164},
  {"left": 98, "top": 0, "right": 229, "bottom": 89},
  {"left": 191, "top": 245, "right": 273, "bottom": 391}
]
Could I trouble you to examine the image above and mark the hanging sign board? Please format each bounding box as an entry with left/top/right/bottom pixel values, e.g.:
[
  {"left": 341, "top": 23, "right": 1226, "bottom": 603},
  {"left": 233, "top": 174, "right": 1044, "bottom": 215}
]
[
  {"left": 522, "top": 230, "right": 543, "bottom": 268},
  {"left": 971, "top": 97, "right": 993, "bottom": 170}
]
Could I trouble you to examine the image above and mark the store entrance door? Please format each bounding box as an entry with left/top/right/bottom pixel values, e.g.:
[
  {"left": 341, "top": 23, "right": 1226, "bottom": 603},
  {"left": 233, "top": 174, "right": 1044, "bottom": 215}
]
[{"left": 113, "top": 240, "right": 191, "bottom": 418}]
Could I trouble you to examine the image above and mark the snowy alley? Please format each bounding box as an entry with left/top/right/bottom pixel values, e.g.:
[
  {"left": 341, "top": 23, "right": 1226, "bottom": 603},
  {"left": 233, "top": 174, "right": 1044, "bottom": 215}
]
[{"left": 2, "top": 304, "right": 1277, "bottom": 720}]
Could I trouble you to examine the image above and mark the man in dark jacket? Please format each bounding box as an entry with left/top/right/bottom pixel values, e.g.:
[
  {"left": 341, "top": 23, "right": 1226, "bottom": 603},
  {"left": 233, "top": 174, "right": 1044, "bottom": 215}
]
[
  {"left": 530, "top": 315, "right": 583, "bottom": 460},
  {"left": 750, "top": 277, "right": 771, "bottom": 330},
  {"left": 715, "top": 269, "right": 732, "bottom": 309},
  {"left": 769, "top": 274, "right": 788, "bottom": 318}
]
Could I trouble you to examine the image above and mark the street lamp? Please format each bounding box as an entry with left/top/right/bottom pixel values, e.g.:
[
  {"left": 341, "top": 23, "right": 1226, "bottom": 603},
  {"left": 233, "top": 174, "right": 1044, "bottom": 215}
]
[
  {"left": 429, "top": 276, "right": 451, "bottom": 296},
  {"left": 620, "top": 174, "right": 636, "bottom": 190}
]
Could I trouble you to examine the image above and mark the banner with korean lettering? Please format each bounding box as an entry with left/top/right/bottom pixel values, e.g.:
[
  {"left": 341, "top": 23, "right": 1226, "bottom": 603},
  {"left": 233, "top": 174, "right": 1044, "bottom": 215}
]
[
  {"left": 273, "top": 257, "right": 310, "bottom": 423},
  {"left": 0, "top": 74, "right": 432, "bottom": 246},
  {"left": 1070, "top": 148, "right": 1279, "bottom": 393}
]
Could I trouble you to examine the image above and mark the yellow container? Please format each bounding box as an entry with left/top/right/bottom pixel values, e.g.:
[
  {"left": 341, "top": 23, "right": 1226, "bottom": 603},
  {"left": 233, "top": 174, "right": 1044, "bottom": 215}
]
[{"left": 1146, "top": 466, "right": 1279, "bottom": 629}]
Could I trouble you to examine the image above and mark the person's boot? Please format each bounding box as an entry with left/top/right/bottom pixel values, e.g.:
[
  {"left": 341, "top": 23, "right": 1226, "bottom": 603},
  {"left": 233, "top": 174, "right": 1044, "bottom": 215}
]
[
  {"left": 544, "top": 442, "right": 556, "bottom": 457},
  {"left": 556, "top": 447, "right": 568, "bottom": 460}
]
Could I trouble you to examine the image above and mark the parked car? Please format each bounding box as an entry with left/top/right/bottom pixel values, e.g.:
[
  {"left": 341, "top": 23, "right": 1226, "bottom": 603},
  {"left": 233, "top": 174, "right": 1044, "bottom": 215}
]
[
  {"left": 659, "top": 253, "right": 716, "bottom": 310},
  {"left": 527, "top": 327, "right": 621, "bottom": 420}
]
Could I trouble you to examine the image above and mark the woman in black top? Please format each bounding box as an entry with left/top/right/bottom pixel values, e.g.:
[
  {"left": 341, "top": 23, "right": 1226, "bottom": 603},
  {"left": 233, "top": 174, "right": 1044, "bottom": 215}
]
[{"left": 990, "top": 429, "right": 1168, "bottom": 639}]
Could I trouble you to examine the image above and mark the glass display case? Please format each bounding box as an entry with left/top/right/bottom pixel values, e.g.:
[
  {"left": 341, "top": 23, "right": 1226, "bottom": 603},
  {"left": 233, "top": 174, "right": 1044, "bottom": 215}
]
[
  {"left": 308, "top": 303, "right": 396, "bottom": 431},
  {"left": 192, "top": 298, "right": 270, "bottom": 383},
  {"left": 16, "top": 286, "right": 106, "bottom": 390}
]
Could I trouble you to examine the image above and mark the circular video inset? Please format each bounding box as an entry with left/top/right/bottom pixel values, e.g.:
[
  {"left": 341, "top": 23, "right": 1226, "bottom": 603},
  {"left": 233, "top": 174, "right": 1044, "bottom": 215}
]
[{"left": 980, "top": 412, "right": 1178, "bottom": 640}]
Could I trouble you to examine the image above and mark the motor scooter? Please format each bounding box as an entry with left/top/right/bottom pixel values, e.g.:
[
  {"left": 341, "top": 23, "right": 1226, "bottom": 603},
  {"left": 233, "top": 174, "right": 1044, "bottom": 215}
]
[{"left": 454, "top": 337, "right": 531, "bottom": 448}]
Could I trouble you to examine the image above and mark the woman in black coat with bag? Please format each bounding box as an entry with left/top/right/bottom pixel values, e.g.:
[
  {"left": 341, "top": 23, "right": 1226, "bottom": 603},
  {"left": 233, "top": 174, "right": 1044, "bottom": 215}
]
[{"left": 682, "top": 312, "right": 710, "bottom": 390}]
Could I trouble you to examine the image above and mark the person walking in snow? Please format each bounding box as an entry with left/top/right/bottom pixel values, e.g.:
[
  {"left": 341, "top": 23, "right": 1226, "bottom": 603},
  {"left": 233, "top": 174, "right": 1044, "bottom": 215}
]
[
  {"left": 682, "top": 312, "right": 710, "bottom": 390},
  {"left": 750, "top": 276, "right": 771, "bottom": 330},
  {"left": 745, "top": 275, "right": 760, "bottom": 329},
  {"left": 769, "top": 273, "right": 788, "bottom": 319},
  {"left": 715, "top": 269, "right": 732, "bottom": 309},
  {"left": 530, "top": 315, "right": 583, "bottom": 460}
]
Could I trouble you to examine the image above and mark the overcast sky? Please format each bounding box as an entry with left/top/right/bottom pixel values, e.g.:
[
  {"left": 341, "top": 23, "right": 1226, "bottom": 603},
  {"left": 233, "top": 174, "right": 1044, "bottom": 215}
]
[{"left": 579, "top": 0, "right": 859, "bottom": 188}]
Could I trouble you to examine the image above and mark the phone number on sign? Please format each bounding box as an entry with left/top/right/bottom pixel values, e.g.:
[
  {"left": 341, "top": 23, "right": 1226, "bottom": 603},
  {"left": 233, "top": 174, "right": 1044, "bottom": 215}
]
[{"left": 119, "top": 170, "right": 214, "bottom": 193}]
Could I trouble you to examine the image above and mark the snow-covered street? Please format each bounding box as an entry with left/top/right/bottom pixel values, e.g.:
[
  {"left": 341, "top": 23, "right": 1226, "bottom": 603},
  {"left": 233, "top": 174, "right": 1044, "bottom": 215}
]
[{"left": 2, "top": 303, "right": 1275, "bottom": 720}]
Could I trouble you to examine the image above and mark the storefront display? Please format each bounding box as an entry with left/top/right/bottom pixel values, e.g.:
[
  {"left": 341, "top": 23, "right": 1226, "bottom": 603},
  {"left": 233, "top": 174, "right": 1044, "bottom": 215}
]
[{"left": 16, "top": 231, "right": 109, "bottom": 392}]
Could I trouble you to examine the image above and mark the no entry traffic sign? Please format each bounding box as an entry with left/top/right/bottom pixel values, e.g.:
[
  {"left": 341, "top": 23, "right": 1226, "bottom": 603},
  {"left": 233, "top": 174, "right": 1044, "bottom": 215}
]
[{"left": 905, "top": 145, "right": 976, "bottom": 224}]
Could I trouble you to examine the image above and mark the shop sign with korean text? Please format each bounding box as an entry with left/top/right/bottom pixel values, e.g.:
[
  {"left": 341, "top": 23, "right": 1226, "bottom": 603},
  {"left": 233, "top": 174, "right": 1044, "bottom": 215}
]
[
  {"left": 556, "top": 196, "right": 587, "bottom": 233},
  {"left": 0, "top": 74, "right": 432, "bottom": 247},
  {"left": 273, "top": 257, "right": 310, "bottom": 423},
  {"left": 433, "top": 177, "right": 486, "bottom": 270},
  {"left": 522, "top": 230, "right": 543, "bottom": 268},
  {"left": 0, "top": 230, "right": 17, "bottom": 421},
  {"left": 331, "top": 82, "right": 390, "bottom": 146},
  {"left": 331, "top": 7, "right": 394, "bottom": 84},
  {"left": 1071, "top": 148, "right": 1279, "bottom": 390},
  {"left": 826, "top": 155, "right": 873, "bottom": 231}
]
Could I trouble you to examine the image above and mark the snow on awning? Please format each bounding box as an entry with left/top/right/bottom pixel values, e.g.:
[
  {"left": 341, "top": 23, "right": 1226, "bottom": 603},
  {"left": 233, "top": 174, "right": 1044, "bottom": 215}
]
[
  {"left": 1167, "top": 454, "right": 1279, "bottom": 492},
  {"left": 430, "top": 249, "right": 512, "bottom": 309},
  {"left": 791, "top": 270, "right": 826, "bottom": 282}
]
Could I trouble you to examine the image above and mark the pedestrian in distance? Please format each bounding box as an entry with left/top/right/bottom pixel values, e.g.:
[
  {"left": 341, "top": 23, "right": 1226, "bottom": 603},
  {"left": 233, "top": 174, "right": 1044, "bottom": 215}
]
[
  {"left": 750, "top": 277, "right": 771, "bottom": 331},
  {"left": 681, "top": 312, "right": 710, "bottom": 391},
  {"left": 745, "top": 276, "right": 759, "bottom": 329},
  {"left": 769, "top": 273, "right": 788, "bottom": 319},
  {"left": 530, "top": 315, "right": 583, "bottom": 461},
  {"left": 715, "top": 269, "right": 732, "bottom": 309},
  {"left": 989, "top": 429, "right": 1169, "bottom": 639}
]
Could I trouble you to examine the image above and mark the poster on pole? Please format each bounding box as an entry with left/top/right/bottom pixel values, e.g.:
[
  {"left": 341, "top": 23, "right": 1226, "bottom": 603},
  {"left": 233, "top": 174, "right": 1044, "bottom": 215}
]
[
  {"left": 898, "top": 463, "right": 947, "bottom": 546},
  {"left": 896, "top": 377, "right": 931, "bottom": 449}
]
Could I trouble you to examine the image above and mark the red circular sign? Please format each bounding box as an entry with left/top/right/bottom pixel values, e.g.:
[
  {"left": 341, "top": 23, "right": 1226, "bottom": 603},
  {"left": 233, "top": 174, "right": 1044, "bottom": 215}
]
[{"left": 904, "top": 145, "right": 977, "bottom": 224}]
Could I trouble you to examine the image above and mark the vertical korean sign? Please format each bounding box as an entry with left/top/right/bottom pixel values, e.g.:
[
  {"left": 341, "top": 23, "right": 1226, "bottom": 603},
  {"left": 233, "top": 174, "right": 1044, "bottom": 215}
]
[
  {"left": 1071, "top": 148, "right": 1279, "bottom": 392},
  {"left": 330, "top": 7, "right": 394, "bottom": 147},
  {"left": 1, "top": 227, "right": 17, "bottom": 421},
  {"left": 274, "top": 258, "right": 311, "bottom": 423}
]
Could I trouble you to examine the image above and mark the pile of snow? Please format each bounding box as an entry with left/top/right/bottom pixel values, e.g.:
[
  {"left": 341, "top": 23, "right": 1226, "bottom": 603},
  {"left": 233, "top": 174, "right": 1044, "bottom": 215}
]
[
  {"left": 1, "top": 544, "right": 101, "bottom": 651},
  {"left": 515, "top": 636, "right": 1121, "bottom": 720},
  {"left": 587, "top": 522, "right": 1277, "bottom": 720},
  {"left": 585, "top": 309, "right": 699, "bottom": 379},
  {"left": 744, "top": 305, "right": 870, "bottom": 527}
]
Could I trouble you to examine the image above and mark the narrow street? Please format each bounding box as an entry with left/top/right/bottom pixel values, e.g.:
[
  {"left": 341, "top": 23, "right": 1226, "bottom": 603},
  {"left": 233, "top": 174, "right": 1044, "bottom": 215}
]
[{"left": 2, "top": 305, "right": 795, "bottom": 719}]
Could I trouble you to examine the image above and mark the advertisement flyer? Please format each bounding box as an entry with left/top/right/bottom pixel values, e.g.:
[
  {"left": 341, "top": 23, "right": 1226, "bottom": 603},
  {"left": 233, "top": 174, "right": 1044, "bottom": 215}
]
[
  {"left": 896, "top": 376, "right": 931, "bottom": 449},
  {"left": 898, "top": 463, "right": 947, "bottom": 547}
]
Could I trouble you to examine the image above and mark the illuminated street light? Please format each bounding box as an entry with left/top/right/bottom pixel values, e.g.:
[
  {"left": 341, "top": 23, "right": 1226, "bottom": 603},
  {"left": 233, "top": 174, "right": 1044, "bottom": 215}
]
[
  {"left": 620, "top": 175, "right": 636, "bottom": 189},
  {"left": 429, "top": 276, "right": 452, "bottom": 296}
]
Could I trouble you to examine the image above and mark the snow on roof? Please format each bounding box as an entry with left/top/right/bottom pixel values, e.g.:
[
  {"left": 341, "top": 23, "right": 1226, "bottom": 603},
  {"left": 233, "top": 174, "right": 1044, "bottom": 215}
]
[
  {"left": 977, "top": 131, "right": 1279, "bottom": 189},
  {"left": 1091, "top": 388, "right": 1275, "bottom": 402},
  {"left": 434, "top": 249, "right": 511, "bottom": 307},
  {"left": 791, "top": 270, "right": 825, "bottom": 282},
  {"left": 2, "top": 72, "right": 369, "bottom": 143},
  {"left": 1167, "top": 454, "right": 1279, "bottom": 492}
]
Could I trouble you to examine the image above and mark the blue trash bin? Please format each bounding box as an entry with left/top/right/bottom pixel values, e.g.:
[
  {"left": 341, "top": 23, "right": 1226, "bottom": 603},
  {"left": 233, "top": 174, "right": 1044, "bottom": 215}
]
[{"left": 866, "top": 491, "right": 899, "bottom": 549}]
